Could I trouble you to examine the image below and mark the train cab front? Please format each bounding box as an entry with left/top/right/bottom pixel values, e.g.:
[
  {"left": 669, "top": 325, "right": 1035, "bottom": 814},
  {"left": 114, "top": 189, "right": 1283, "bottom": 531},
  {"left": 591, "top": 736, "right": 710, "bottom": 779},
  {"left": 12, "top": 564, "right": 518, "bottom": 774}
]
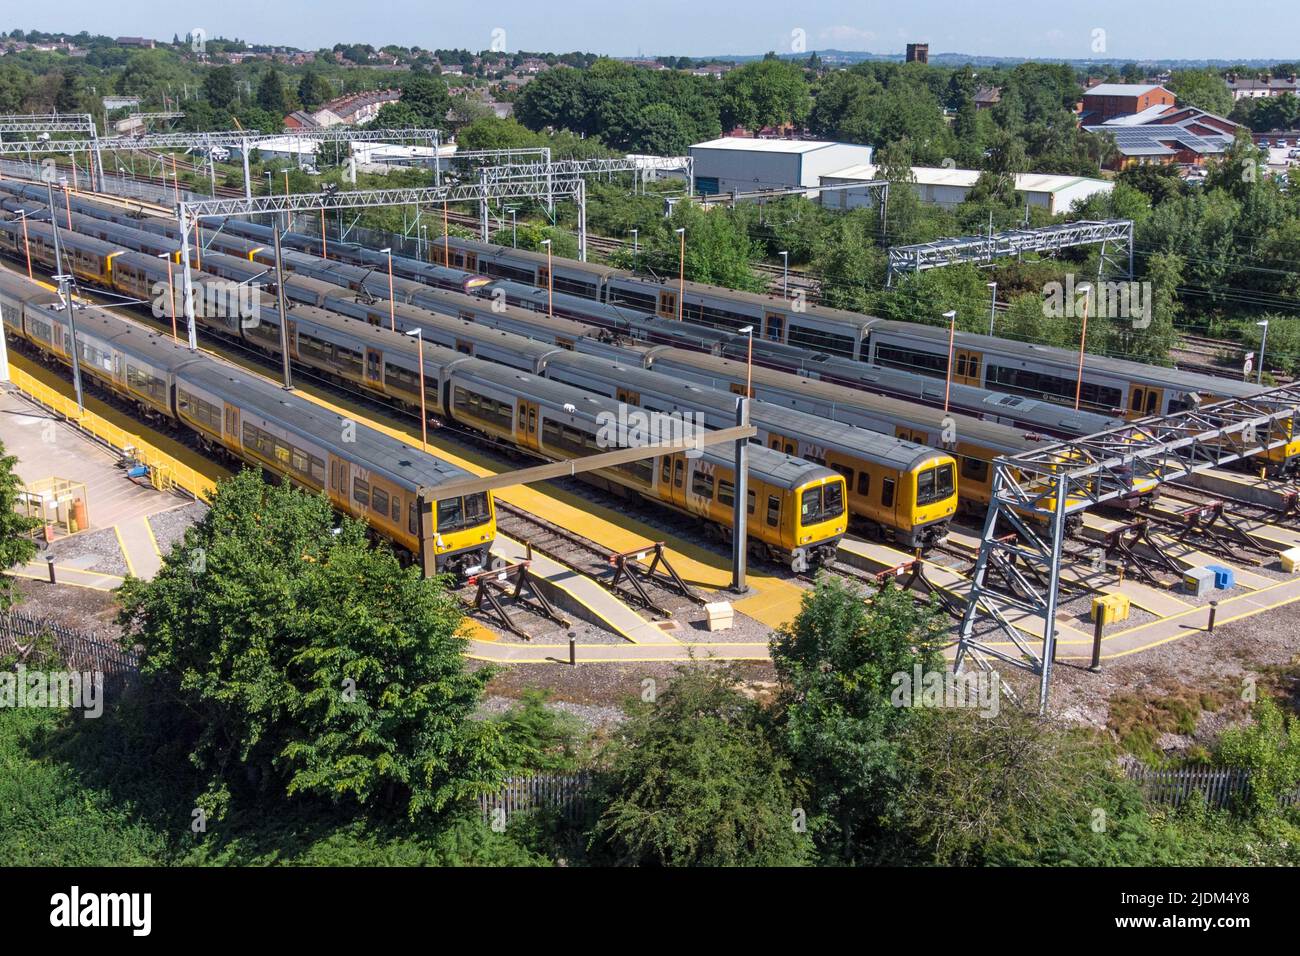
[
  {"left": 420, "top": 490, "right": 497, "bottom": 579},
  {"left": 791, "top": 475, "right": 848, "bottom": 573}
]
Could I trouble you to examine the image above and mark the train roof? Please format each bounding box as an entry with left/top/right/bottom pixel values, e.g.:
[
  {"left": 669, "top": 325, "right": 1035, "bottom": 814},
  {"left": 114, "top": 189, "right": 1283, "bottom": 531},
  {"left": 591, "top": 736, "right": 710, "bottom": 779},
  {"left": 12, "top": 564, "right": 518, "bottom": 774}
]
[
  {"left": 175, "top": 359, "right": 472, "bottom": 492},
  {"left": 0, "top": 267, "right": 62, "bottom": 307},
  {"left": 436, "top": 235, "right": 622, "bottom": 278},
  {"left": 545, "top": 351, "right": 948, "bottom": 471},
  {"left": 870, "top": 319, "right": 1262, "bottom": 399},
  {"left": 451, "top": 360, "right": 837, "bottom": 487},
  {"left": 649, "top": 348, "right": 1043, "bottom": 453}
]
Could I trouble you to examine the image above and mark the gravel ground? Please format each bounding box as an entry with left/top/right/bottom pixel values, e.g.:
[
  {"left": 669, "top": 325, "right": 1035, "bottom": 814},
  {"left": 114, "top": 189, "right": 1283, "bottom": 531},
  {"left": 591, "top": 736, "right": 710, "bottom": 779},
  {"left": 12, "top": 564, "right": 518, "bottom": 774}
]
[
  {"left": 46, "top": 526, "right": 128, "bottom": 578},
  {"left": 478, "top": 694, "right": 627, "bottom": 731},
  {"left": 147, "top": 501, "right": 209, "bottom": 561}
]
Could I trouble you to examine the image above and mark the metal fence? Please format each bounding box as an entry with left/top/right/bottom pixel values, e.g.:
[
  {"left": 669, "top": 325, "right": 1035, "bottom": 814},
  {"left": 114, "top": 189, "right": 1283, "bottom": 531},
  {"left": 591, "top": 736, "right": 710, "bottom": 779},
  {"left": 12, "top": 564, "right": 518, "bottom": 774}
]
[
  {"left": 0, "top": 158, "right": 207, "bottom": 205},
  {"left": 0, "top": 611, "right": 140, "bottom": 690},
  {"left": 1123, "top": 760, "right": 1300, "bottom": 810},
  {"left": 479, "top": 773, "right": 592, "bottom": 824}
]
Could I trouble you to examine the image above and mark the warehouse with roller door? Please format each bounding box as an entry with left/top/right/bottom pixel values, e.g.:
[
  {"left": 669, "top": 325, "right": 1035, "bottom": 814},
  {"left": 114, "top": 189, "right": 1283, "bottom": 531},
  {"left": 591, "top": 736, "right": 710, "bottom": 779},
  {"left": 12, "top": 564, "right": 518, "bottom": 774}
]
[{"left": 688, "top": 137, "right": 874, "bottom": 197}]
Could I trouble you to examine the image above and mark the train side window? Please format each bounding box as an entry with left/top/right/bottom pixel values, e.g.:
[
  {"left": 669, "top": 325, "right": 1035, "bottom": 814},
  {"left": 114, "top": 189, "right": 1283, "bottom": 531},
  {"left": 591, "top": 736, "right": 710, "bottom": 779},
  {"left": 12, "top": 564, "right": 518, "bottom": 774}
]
[
  {"left": 857, "top": 472, "right": 871, "bottom": 497},
  {"left": 747, "top": 491, "right": 756, "bottom": 515},
  {"left": 784, "top": 443, "right": 795, "bottom": 456},
  {"left": 371, "top": 487, "right": 390, "bottom": 518},
  {"left": 691, "top": 471, "right": 714, "bottom": 499},
  {"left": 1130, "top": 388, "right": 1144, "bottom": 412},
  {"left": 409, "top": 501, "right": 418, "bottom": 535},
  {"left": 352, "top": 477, "right": 370, "bottom": 506},
  {"left": 956, "top": 355, "right": 968, "bottom": 377},
  {"left": 673, "top": 459, "right": 684, "bottom": 488},
  {"left": 766, "top": 495, "right": 781, "bottom": 527},
  {"left": 662, "top": 457, "right": 672, "bottom": 484},
  {"left": 1145, "top": 390, "right": 1158, "bottom": 414},
  {"left": 831, "top": 463, "right": 854, "bottom": 486},
  {"left": 392, "top": 497, "right": 401, "bottom": 523},
  {"left": 969, "top": 356, "right": 981, "bottom": 379},
  {"left": 881, "top": 478, "right": 896, "bottom": 508},
  {"left": 717, "top": 479, "right": 735, "bottom": 507}
]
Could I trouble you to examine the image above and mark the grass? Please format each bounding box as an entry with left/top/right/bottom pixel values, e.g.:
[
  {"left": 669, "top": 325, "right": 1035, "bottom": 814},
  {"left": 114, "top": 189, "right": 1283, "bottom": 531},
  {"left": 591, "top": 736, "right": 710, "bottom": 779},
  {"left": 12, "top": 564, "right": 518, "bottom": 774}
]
[{"left": 1106, "top": 676, "right": 1237, "bottom": 765}]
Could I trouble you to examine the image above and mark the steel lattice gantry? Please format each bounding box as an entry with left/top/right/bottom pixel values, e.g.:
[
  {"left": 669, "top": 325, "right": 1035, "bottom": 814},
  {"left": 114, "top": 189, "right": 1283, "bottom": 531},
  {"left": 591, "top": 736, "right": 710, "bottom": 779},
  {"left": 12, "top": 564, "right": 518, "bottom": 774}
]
[
  {"left": 174, "top": 175, "right": 586, "bottom": 350},
  {"left": 886, "top": 219, "right": 1134, "bottom": 285},
  {"left": 955, "top": 384, "right": 1300, "bottom": 712}
]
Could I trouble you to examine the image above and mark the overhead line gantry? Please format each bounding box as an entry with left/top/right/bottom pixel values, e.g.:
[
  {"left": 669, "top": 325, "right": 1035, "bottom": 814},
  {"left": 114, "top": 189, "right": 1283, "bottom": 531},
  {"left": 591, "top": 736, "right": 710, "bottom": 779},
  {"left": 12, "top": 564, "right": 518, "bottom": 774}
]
[{"left": 955, "top": 384, "right": 1300, "bottom": 712}]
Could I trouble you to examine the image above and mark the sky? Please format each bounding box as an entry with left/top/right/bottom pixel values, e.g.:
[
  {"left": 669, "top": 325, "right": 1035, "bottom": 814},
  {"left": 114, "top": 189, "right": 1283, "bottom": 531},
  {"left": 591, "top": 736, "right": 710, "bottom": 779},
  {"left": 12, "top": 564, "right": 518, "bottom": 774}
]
[{"left": 17, "top": 0, "right": 1300, "bottom": 61}]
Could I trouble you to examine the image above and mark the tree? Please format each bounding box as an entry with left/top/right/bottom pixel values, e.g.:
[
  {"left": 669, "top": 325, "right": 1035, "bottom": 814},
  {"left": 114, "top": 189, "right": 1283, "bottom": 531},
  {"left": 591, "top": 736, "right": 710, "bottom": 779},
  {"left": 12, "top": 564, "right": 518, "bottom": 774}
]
[
  {"left": 720, "top": 58, "right": 811, "bottom": 133},
  {"left": 397, "top": 74, "right": 451, "bottom": 125},
  {"left": 770, "top": 577, "right": 945, "bottom": 862},
  {"left": 1168, "top": 69, "right": 1233, "bottom": 116},
  {"left": 297, "top": 71, "right": 333, "bottom": 111},
  {"left": 591, "top": 664, "right": 812, "bottom": 866},
  {"left": 0, "top": 441, "right": 38, "bottom": 610},
  {"left": 116, "top": 470, "right": 510, "bottom": 821},
  {"left": 256, "top": 68, "right": 288, "bottom": 115},
  {"left": 54, "top": 69, "right": 81, "bottom": 113},
  {"left": 202, "top": 65, "right": 238, "bottom": 110},
  {"left": 1215, "top": 698, "right": 1300, "bottom": 817}
]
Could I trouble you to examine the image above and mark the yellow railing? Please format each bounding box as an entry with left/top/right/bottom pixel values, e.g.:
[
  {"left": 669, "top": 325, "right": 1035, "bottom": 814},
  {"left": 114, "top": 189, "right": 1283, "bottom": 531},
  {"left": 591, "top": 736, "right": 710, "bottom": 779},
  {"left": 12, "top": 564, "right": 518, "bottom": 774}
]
[{"left": 8, "top": 366, "right": 220, "bottom": 502}]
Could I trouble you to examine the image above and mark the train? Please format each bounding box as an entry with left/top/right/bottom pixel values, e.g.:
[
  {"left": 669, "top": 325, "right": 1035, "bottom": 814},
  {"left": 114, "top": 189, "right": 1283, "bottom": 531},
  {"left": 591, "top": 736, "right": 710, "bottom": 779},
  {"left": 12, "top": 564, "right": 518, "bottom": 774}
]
[
  {"left": 0, "top": 250, "right": 855, "bottom": 570},
  {"left": 0, "top": 205, "right": 962, "bottom": 551},
  {"left": 0, "top": 183, "right": 1204, "bottom": 444},
  {"left": 0, "top": 269, "right": 497, "bottom": 576}
]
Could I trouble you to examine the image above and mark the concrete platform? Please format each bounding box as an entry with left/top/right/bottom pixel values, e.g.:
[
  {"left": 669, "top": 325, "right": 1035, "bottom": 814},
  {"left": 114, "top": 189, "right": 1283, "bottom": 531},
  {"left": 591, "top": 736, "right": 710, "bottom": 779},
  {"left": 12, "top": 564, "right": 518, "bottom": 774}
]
[{"left": 1, "top": 385, "right": 177, "bottom": 580}]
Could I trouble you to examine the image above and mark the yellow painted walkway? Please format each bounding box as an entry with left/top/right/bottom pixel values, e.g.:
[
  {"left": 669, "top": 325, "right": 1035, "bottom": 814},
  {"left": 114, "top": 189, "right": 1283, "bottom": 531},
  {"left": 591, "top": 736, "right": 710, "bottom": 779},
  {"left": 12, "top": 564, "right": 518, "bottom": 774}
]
[
  {"left": 115, "top": 516, "right": 164, "bottom": 580},
  {"left": 13, "top": 560, "right": 125, "bottom": 591}
]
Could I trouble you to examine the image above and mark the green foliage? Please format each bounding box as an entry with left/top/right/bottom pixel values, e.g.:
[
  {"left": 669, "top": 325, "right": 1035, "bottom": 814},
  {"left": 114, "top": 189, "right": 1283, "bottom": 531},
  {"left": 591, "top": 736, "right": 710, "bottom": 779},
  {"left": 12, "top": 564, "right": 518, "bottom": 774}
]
[
  {"left": 1216, "top": 698, "right": 1300, "bottom": 816},
  {"left": 769, "top": 577, "right": 944, "bottom": 862},
  {"left": 490, "top": 691, "right": 587, "bottom": 774},
  {"left": 0, "top": 440, "right": 39, "bottom": 610},
  {"left": 202, "top": 65, "right": 238, "bottom": 110},
  {"left": 116, "top": 470, "right": 508, "bottom": 822},
  {"left": 590, "top": 664, "right": 812, "bottom": 867},
  {"left": 256, "top": 67, "right": 288, "bottom": 115},
  {"left": 296, "top": 71, "right": 333, "bottom": 110},
  {"left": 1168, "top": 69, "right": 1234, "bottom": 116},
  {"left": 720, "top": 59, "right": 812, "bottom": 134}
]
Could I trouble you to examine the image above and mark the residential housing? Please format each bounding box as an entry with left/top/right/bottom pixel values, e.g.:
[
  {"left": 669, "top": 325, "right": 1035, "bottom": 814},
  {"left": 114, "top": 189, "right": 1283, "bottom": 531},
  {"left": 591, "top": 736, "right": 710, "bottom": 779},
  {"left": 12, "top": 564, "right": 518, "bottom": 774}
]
[
  {"left": 1227, "top": 73, "right": 1300, "bottom": 100},
  {"left": 284, "top": 89, "right": 402, "bottom": 130}
]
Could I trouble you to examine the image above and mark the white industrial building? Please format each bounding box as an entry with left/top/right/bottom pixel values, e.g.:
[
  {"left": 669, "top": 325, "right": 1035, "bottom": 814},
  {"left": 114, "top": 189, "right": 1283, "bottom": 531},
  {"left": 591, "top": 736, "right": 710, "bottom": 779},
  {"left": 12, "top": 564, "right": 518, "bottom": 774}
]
[
  {"left": 819, "top": 164, "right": 1114, "bottom": 215},
  {"left": 688, "top": 137, "right": 874, "bottom": 197},
  {"left": 241, "top": 137, "right": 456, "bottom": 171}
]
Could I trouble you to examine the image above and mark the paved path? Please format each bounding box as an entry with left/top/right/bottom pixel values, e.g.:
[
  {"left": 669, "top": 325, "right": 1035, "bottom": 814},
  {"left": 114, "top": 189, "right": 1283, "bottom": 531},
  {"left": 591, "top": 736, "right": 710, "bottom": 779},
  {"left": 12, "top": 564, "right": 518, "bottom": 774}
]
[{"left": 115, "top": 516, "right": 163, "bottom": 580}]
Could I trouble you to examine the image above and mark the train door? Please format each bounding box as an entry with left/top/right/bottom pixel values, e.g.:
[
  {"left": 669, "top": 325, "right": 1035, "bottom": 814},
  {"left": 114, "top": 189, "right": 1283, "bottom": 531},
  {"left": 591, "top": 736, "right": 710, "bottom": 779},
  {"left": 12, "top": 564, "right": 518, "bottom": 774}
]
[
  {"left": 658, "top": 290, "right": 678, "bottom": 319},
  {"left": 768, "top": 433, "right": 797, "bottom": 457},
  {"left": 455, "top": 339, "right": 475, "bottom": 355},
  {"left": 287, "top": 319, "right": 298, "bottom": 358},
  {"left": 1129, "top": 385, "right": 1163, "bottom": 419},
  {"left": 895, "top": 426, "right": 929, "bottom": 445},
  {"left": 364, "top": 348, "right": 383, "bottom": 389},
  {"left": 616, "top": 387, "right": 640, "bottom": 407},
  {"left": 464, "top": 252, "right": 478, "bottom": 272},
  {"left": 954, "top": 349, "right": 983, "bottom": 387},
  {"left": 729, "top": 381, "right": 755, "bottom": 398},
  {"left": 764, "top": 311, "right": 786, "bottom": 343},
  {"left": 537, "top": 264, "right": 550, "bottom": 291},
  {"left": 223, "top": 403, "right": 240, "bottom": 450},
  {"left": 516, "top": 399, "right": 539, "bottom": 450}
]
